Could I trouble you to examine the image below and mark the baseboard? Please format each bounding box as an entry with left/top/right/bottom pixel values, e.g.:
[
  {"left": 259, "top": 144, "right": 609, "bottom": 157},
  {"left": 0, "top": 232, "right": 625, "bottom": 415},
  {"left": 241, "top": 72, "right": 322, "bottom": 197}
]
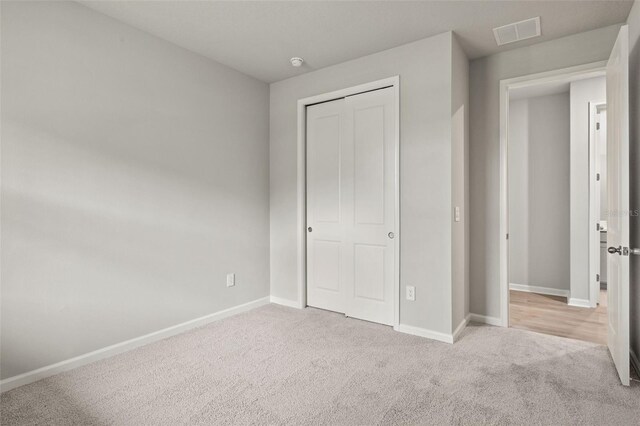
[
  {"left": 631, "top": 349, "right": 640, "bottom": 379},
  {"left": 452, "top": 314, "right": 470, "bottom": 342},
  {"left": 568, "top": 298, "right": 591, "bottom": 308},
  {"left": 270, "top": 296, "right": 302, "bottom": 309},
  {"left": 509, "top": 283, "right": 570, "bottom": 298},
  {"left": 469, "top": 313, "right": 503, "bottom": 327},
  {"left": 0, "top": 296, "right": 270, "bottom": 393},
  {"left": 393, "top": 324, "right": 453, "bottom": 344}
]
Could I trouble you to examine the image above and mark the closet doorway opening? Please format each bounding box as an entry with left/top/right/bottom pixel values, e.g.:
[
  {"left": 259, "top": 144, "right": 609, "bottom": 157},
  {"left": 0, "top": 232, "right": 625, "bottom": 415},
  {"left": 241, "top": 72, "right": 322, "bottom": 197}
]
[{"left": 296, "top": 77, "right": 400, "bottom": 327}]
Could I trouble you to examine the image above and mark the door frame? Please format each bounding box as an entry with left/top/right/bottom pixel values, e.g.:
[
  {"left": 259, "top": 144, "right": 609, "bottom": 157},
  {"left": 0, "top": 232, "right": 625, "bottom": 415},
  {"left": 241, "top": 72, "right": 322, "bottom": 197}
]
[
  {"left": 296, "top": 76, "right": 400, "bottom": 327},
  {"left": 589, "top": 102, "right": 607, "bottom": 308},
  {"left": 498, "top": 62, "right": 606, "bottom": 327}
]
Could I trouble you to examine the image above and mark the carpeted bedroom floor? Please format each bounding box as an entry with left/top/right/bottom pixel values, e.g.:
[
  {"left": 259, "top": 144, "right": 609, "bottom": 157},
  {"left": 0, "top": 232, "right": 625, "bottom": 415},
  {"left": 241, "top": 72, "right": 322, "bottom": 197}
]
[{"left": 1, "top": 304, "right": 639, "bottom": 425}]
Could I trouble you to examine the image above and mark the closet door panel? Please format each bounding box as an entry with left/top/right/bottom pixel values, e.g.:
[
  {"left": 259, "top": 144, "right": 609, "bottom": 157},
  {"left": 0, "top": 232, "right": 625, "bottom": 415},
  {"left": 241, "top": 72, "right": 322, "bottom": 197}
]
[
  {"left": 344, "top": 87, "right": 396, "bottom": 325},
  {"left": 306, "top": 99, "right": 347, "bottom": 313}
]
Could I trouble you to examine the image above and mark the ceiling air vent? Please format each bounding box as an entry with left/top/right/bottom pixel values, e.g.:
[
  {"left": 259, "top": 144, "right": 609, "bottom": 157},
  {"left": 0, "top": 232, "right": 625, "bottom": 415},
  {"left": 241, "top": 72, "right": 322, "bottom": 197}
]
[{"left": 493, "top": 17, "right": 541, "bottom": 46}]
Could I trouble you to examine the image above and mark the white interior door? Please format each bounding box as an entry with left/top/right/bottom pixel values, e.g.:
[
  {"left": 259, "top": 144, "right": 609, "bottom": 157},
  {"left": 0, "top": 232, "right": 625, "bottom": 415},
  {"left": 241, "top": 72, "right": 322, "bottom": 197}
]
[
  {"left": 306, "top": 98, "right": 347, "bottom": 314},
  {"left": 306, "top": 87, "right": 396, "bottom": 325},
  {"left": 605, "top": 25, "right": 630, "bottom": 386},
  {"left": 343, "top": 88, "right": 396, "bottom": 325}
]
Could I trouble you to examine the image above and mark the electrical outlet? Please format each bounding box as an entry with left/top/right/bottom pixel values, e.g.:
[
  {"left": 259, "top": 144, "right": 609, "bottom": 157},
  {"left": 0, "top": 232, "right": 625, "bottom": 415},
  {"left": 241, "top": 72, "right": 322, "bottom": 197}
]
[
  {"left": 406, "top": 285, "right": 415, "bottom": 301},
  {"left": 226, "top": 273, "right": 235, "bottom": 287}
]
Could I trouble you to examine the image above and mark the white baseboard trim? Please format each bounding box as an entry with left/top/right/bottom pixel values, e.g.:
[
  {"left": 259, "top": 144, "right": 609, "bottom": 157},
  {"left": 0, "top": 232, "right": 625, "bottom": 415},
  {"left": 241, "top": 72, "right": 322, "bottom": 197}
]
[
  {"left": 269, "top": 296, "right": 302, "bottom": 309},
  {"left": 631, "top": 349, "right": 640, "bottom": 379},
  {"left": 509, "top": 283, "right": 570, "bottom": 298},
  {"left": 0, "top": 296, "right": 270, "bottom": 393},
  {"left": 568, "top": 298, "right": 591, "bottom": 308},
  {"left": 393, "top": 324, "right": 453, "bottom": 344},
  {"left": 452, "top": 314, "right": 470, "bottom": 342},
  {"left": 469, "top": 313, "right": 503, "bottom": 327}
]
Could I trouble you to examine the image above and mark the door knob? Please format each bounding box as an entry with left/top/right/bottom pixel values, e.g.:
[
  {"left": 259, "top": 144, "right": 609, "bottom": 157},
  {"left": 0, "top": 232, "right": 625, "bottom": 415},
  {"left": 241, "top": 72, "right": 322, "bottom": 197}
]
[
  {"left": 388, "top": 232, "right": 395, "bottom": 239},
  {"left": 307, "top": 227, "right": 312, "bottom": 232},
  {"left": 608, "top": 246, "right": 622, "bottom": 255}
]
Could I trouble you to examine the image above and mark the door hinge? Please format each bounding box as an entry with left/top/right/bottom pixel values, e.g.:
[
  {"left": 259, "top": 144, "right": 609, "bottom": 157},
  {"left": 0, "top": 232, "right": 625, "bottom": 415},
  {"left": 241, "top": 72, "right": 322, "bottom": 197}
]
[
  {"left": 596, "top": 122, "right": 600, "bottom": 130},
  {"left": 506, "top": 233, "right": 509, "bottom": 240},
  {"left": 596, "top": 223, "right": 601, "bottom": 231},
  {"left": 597, "top": 173, "right": 600, "bottom": 181},
  {"left": 596, "top": 274, "right": 600, "bottom": 282}
]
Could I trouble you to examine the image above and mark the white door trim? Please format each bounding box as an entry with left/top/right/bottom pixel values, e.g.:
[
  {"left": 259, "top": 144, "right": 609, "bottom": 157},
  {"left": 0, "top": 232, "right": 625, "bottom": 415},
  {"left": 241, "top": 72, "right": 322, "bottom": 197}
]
[
  {"left": 589, "top": 102, "right": 606, "bottom": 308},
  {"left": 296, "top": 76, "right": 400, "bottom": 327},
  {"left": 498, "top": 62, "right": 606, "bottom": 327}
]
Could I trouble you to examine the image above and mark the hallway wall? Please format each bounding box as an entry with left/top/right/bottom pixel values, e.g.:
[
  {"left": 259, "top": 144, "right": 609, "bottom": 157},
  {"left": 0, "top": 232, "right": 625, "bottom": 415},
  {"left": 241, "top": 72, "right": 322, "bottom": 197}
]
[{"left": 508, "top": 93, "right": 571, "bottom": 293}]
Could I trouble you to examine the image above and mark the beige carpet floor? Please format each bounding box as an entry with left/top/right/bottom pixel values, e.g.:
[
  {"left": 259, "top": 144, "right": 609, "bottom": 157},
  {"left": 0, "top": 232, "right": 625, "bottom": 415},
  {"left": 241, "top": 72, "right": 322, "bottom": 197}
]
[{"left": 2, "top": 304, "right": 639, "bottom": 425}]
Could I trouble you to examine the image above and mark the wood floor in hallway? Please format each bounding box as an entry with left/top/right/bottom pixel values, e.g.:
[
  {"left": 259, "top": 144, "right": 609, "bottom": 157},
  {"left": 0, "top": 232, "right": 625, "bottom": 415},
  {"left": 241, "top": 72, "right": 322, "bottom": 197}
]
[{"left": 509, "top": 289, "right": 607, "bottom": 345}]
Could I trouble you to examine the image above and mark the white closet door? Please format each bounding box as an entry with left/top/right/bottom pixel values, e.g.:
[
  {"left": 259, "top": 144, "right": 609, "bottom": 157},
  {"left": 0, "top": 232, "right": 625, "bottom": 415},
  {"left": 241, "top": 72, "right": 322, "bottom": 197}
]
[
  {"left": 306, "top": 98, "right": 347, "bottom": 313},
  {"left": 343, "top": 87, "right": 396, "bottom": 325},
  {"left": 306, "top": 86, "right": 396, "bottom": 325}
]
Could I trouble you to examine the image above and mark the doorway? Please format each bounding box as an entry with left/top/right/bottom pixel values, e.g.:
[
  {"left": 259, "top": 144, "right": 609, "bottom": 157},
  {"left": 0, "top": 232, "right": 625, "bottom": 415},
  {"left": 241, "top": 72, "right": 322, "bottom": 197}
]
[
  {"left": 297, "top": 77, "right": 400, "bottom": 327},
  {"left": 505, "top": 73, "right": 608, "bottom": 345},
  {"left": 499, "top": 25, "right": 631, "bottom": 386}
]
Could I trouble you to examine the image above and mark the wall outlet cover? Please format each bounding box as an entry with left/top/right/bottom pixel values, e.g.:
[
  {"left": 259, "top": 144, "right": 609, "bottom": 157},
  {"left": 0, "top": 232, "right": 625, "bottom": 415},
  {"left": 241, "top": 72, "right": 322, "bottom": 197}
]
[{"left": 406, "top": 285, "right": 415, "bottom": 301}]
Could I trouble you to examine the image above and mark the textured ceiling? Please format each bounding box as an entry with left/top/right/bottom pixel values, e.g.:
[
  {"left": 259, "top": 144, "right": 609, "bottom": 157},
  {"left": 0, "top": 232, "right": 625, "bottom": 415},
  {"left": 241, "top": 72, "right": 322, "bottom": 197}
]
[{"left": 80, "top": 1, "right": 634, "bottom": 83}]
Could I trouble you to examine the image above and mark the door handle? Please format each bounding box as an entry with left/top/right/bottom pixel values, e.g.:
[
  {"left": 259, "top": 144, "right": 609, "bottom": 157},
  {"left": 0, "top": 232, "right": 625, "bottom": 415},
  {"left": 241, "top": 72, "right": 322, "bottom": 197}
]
[
  {"left": 307, "top": 227, "right": 312, "bottom": 232},
  {"left": 388, "top": 232, "right": 395, "bottom": 239},
  {"left": 608, "top": 246, "right": 622, "bottom": 255}
]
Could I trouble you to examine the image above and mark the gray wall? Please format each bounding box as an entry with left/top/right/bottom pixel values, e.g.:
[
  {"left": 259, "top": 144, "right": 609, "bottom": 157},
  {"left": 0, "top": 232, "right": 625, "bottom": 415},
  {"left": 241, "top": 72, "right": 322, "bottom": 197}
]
[
  {"left": 509, "top": 93, "right": 571, "bottom": 291},
  {"left": 529, "top": 94, "right": 571, "bottom": 291},
  {"left": 628, "top": 0, "right": 640, "bottom": 368},
  {"left": 569, "top": 77, "right": 606, "bottom": 303},
  {"left": 469, "top": 24, "right": 621, "bottom": 320},
  {"left": 451, "top": 35, "right": 470, "bottom": 330},
  {"left": 508, "top": 99, "right": 530, "bottom": 285},
  {"left": 270, "top": 33, "right": 465, "bottom": 334},
  {"left": 1, "top": 1, "right": 270, "bottom": 379}
]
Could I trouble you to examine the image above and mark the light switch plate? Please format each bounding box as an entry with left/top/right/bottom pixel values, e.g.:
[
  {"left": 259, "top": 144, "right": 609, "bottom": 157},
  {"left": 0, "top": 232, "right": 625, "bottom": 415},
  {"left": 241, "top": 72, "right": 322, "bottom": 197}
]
[{"left": 226, "top": 273, "right": 235, "bottom": 287}]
